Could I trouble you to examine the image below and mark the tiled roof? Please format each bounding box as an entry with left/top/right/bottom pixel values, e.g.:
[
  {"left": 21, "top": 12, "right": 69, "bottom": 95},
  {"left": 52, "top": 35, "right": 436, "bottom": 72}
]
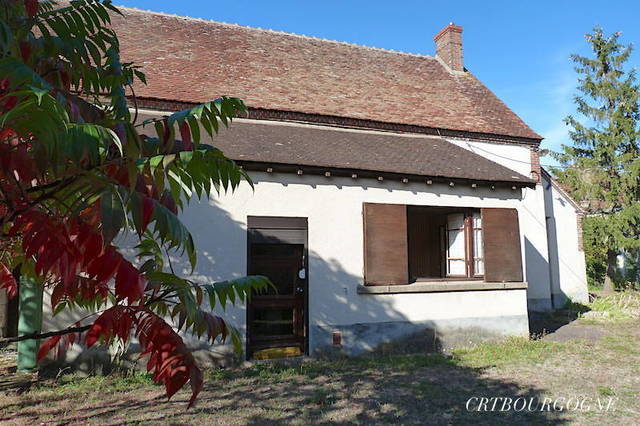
[
  {"left": 113, "top": 8, "right": 542, "bottom": 141},
  {"left": 137, "top": 115, "right": 534, "bottom": 185}
]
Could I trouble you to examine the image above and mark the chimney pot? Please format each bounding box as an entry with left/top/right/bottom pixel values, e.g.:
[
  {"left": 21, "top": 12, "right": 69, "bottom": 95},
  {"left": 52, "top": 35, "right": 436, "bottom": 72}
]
[{"left": 434, "top": 23, "right": 464, "bottom": 72}]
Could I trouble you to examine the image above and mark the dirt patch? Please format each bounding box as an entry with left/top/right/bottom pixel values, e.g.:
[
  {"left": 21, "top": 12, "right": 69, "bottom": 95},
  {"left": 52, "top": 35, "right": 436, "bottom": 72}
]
[{"left": 542, "top": 323, "right": 607, "bottom": 344}]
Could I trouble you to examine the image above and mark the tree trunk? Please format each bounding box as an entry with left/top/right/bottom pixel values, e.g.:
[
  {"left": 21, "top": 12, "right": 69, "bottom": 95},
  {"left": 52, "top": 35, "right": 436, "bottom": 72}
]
[{"left": 603, "top": 249, "right": 618, "bottom": 293}]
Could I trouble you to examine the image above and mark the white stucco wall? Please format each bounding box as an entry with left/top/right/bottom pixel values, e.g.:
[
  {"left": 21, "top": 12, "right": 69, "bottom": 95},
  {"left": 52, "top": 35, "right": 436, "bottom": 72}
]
[
  {"left": 167, "top": 172, "right": 532, "bottom": 353},
  {"left": 543, "top": 174, "right": 589, "bottom": 305},
  {"left": 42, "top": 134, "right": 565, "bottom": 358}
]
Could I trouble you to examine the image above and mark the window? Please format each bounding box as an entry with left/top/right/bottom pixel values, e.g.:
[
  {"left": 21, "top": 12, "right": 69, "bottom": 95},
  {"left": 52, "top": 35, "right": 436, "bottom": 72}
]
[
  {"left": 363, "top": 203, "right": 522, "bottom": 286},
  {"left": 408, "top": 206, "right": 483, "bottom": 281}
]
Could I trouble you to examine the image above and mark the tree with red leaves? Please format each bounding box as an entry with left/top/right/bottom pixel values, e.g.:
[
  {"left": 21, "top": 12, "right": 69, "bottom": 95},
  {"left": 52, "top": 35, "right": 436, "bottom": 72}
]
[{"left": 0, "top": 0, "right": 269, "bottom": 407}]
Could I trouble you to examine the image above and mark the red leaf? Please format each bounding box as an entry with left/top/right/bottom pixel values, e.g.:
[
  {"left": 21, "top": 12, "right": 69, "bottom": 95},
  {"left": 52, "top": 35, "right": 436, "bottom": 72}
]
[
  {"left": 37, "top": 322, "right": 84, "bottom": 362},
  {"left": 179, "top": 122, "right": 192, "bottom": 151},
  {"left": 0, "top": 263, "right": 17, "bottom": 298},
  {"left": 37, "top": 336, "right": 62, "bottom": 361},
  {"left": 86, "top": 306, "right": 133, "bottom": 347},
  {"left": 135, "top": 175, "right": 158, "bottom": 198},
  {"left": 24, "top": 0, "right": 38, "bottom": 17},
  {"left": 78, "top": 227, "right": 104, "bottom": 263},
  {"left": 115, "top": 260, "right": 145, "bottom": 303},
  {"left": 141, "top": 196, "right": 154, "bottom": 232},
  {"left": 87, "top": 246, "right": 122, "bottom": 284},
  {"left": 162, "top": 118, "right": 170, "bottom": 143},
  {"left": 134, "top": 308, "right": 203, "bottom": 407},
  {"left": 160, "top": 191, "right": 178, "bottom": 215},
  {"left": 84, "top": 307, "right": 203, "bottom": 407},
  {"left": 200, "top": 311, "right": 228, "bottom": 344},
  {"left": 105, "top": 164, "right": 129, "bottom": 186},
  {"left": 2, "top": 95, "right": 17, "bottom": 112},
  {"left": 50, "top": 282, "right": 67, "bottom": 309},
  {"left": 19, "top": 41, "right": 31, "bottom": 62},
  {"left": 189, "top": 367, "right": 204, "bottom": 408},
  {"left": 113, "top": 123, "right": 127, "bottom": 146},
  {"left": 0, "top": 128, "right": 17, "bottom": 142},
  {"left": 8, "top": 143, "right": 36, "bottom": 181},
  {"left": 68, "top": 100, "right": 81, "bottom": 122}
]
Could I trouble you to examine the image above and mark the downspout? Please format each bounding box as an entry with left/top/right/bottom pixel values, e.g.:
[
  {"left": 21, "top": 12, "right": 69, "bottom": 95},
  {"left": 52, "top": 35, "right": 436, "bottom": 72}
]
[{"left": 544, "top": 216, "right": 556, "bottom": 310}]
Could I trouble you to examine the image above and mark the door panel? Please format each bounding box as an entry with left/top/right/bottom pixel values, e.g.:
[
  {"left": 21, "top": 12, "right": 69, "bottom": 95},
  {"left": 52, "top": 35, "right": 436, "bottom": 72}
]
[
  {"left": 249, "top": 243, "right": 302, "bottom": 295},
  {"left": 251, "top": 306, "right": 294, "bottom": 337},
  {"left": 247, "top": 219, "right": 307, "bottom": 358}
]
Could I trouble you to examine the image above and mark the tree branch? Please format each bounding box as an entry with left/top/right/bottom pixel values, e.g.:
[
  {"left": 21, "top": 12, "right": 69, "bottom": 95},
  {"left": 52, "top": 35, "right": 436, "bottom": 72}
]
[{"left": 0, "top": 324, "right": 90, "bottom": 347}]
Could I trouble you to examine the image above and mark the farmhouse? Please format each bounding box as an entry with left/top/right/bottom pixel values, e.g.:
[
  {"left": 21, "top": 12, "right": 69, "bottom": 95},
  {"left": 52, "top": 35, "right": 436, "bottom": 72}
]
[{"left": 26, "top": 8, "right": 588, "bottom": 359}]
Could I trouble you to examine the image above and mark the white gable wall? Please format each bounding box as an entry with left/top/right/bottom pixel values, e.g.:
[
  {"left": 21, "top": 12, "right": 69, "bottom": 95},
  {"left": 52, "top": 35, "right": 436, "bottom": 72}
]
[
  {"left": 542, "top": 174, "right": 589, "bottom": 305},
  {"left": 448, "top": 138, "right": 553, "bottom": 311}
]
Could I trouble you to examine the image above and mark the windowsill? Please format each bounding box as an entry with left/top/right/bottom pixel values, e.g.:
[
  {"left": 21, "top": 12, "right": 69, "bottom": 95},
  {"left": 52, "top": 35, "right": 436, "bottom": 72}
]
[
  {"left": 357, "top": 280, "right": 528, "bottom": 295},
  {"left": 414, "top": 277, "right": 484, "bottom": 282}
]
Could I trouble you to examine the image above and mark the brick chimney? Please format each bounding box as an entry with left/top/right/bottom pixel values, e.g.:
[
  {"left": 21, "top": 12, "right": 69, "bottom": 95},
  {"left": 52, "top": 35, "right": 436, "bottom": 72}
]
[{"left": 434, "top": 23, "right": 464, "bottom": 72}]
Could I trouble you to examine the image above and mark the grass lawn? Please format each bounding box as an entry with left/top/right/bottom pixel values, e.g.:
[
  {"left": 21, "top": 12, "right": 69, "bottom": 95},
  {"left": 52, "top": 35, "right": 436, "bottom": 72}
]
[{"left": 1, "top": 292, "right": 639, "bottom": 425}]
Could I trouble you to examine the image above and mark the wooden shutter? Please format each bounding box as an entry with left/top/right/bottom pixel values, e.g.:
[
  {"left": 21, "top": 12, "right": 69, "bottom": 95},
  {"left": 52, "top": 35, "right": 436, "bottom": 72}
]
[
  {"left": 481, "top": 208, "right": 523, "bottom": 282},
  {"left": 363, "top": 203, "right": 408, "bottom": 285}
]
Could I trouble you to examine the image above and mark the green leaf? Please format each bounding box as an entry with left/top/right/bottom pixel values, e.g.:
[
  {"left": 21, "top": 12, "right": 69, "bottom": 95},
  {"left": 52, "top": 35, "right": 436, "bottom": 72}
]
[
  {"left": 0, "top": 58, "right": 52, "bottom": 90},
  {"left": 100, "top": 189, "right": 125, "bottom": 244},
  {"left": 0, "top": 18, "right": 12, "bottom": 56},
  {"left": 151, "top": 202, "right": 197, "bottom": 270},
  {"left": 203, "top": 276, "right": 271, "bottom": 310},
  {"left": 27, "top": 85, "right": 50, "bottom": 105}
]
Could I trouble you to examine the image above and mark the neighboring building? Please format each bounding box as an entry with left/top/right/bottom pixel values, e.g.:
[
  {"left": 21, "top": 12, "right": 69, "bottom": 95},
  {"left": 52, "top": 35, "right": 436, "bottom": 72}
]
[{"left": 39, "top": 8, "right": 588, "bottom": 359}]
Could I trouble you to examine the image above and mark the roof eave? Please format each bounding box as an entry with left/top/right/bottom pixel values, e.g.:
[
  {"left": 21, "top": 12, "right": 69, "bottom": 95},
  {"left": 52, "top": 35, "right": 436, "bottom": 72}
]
[
  {"left": 239, "top": 161, "right": 537, "bottom": 188},
  {"left": 131, "top": 97, "right": 544, "bottom": 146}
]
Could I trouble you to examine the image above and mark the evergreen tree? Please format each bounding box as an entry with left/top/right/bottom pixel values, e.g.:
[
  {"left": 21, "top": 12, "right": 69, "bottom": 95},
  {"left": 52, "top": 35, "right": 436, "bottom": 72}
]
[{"left": 554, "top": 27, "right": 640, "bottom": 292}]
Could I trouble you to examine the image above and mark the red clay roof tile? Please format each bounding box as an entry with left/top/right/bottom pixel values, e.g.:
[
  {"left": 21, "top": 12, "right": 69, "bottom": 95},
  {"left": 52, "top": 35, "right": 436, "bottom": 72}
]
[{"left": 112, "top": 8, "right": 542, "bottom": 141}]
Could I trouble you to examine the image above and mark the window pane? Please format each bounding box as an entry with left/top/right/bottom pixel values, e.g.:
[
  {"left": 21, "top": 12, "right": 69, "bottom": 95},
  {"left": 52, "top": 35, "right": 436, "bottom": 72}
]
[
  {"left": 447, "top": 214, "right": 466, "bottom": 276},
  {"left": 447, "top": 213, "right": 465, "bottom": 230},
  {"left": 447, "top": 229, "right": 465, "bottom": 258},
  {"left": 472, "top": 212, "right": 482, "bottom": 228},
  {"left": 448, "top": 259, "right": 466, "bottom": 275},
  {"left": 473, "top": 226, "right": 484, "bottom": 276},
  {"left": 473, "top": 229, "right": 483, "bottom": 257}
]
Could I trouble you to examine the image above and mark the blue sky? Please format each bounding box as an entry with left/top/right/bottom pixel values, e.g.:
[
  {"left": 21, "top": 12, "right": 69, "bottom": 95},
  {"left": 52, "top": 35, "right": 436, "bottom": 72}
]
[{"left": 115, "top": 0, "right": 640, "bottom": 165}]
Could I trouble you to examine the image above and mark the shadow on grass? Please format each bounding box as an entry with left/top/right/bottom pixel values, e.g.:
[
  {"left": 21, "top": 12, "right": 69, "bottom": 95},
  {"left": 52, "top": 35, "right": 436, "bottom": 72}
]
[
  {"left": 1, "top": 352, "right": 570, "bottom": 425},
  {"left": 202, "top": 353, "right": 569, "bottom": 425},
  {"left": 529, "top": 301, "right": 591, "bottom": 337}
]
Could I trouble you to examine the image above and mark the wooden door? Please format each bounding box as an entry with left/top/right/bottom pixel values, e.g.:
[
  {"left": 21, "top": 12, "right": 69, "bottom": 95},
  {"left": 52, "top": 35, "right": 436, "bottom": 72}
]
[{"left": 247, "top": 217, "right": 307, "bottom": 358}]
